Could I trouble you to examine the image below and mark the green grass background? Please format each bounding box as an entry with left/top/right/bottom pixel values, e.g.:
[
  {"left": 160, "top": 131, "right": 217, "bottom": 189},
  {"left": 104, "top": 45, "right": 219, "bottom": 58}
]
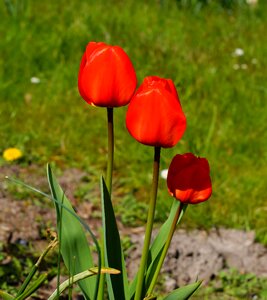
[{"left": 1, "top": 0, "right": 266, "bottom": 244}]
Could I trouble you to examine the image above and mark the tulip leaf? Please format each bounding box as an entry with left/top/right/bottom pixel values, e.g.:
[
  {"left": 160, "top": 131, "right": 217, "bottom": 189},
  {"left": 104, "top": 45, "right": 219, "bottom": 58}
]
[
  {"left": 162, "top": 281, "right": 202, "bottom": 300},
  {"left": 47, "top": 164, "right": 96, "bottom": 300},
  {"left": 130, "top": 200, "right": 187, "bottom": 299},
  {"left": 48, "top": 267, "right": 120, "bottom": 300},
  {"left": 100, "top": 176, "right": 129, "bottom": 300},
  {"left": 144, "top": 202, "right": 187, "bottom": 292},
  {"left": 15, "top": 274, "right": 47, "bottom": 300}
]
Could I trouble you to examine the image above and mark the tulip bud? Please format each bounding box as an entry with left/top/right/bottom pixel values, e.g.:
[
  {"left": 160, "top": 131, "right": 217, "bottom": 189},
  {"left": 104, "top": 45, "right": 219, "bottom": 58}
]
[
  {"left": 78, "top": 42, "right": 137, "bottom": 107},
  {"left": 167, "top": 153, "right": 212, "bottom": 204},
  {"left": 126, "top": 76, "right": 186, "bottom": 148}
]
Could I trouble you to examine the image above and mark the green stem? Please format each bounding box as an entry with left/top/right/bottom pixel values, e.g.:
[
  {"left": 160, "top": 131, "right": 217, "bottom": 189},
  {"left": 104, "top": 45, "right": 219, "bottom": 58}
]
[
  {"left": 97, "top": 108, "right": 114, "bottom": 299},
  {"left": 57, "top": 196, "right": 64, "bottom": 299},
  {"left": 146, "top": 203, "right": 186, "bottom": 296},
  {"left": 49, "top": 268, "right": 120, "bottom": 300},
  {"left": 134, "top": 146, "right": 161, "bottom": 300},
  {"left": 16, "top": 238, "right": 57, "bottom": 297},
  {"left": 15, "top": 274, "right": 48, "bottom": 300},
  {"left": 97, "top": 232, "right": 105, "bottom": 300},
  {"left": 106, "top": 107, "right": 114, "bottom": 194}
]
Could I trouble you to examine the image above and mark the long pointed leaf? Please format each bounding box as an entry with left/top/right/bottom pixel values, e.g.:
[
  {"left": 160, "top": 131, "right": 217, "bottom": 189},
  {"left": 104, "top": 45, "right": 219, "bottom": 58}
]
[
  {"left": 15, "top": 274, "right": 47, "bottom": 300},
  {"left": 144, "top": 203, "right": 187, "bottom": 293},
  {"left": 47, "top": 164, "right": 96, "bottom": 300},
  {"left": 130, "top": 200, "right": 186, "bottom": 299},
  {"left": 100, "top": 176, "right": 129, "bottom": 300},
  {"left": 6, "top": 174, "right": 101, "bottom": 299},
  {"left": 48, "top": 267, "right": 120, "bottom": 300},
  {"left": 162, "top": 281, "right": 202, "bottom": 300}
]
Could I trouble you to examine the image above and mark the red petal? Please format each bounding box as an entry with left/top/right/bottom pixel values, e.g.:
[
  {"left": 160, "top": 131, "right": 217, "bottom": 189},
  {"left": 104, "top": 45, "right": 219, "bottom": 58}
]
[
  {"left": 78, "top": 42, "right": 137, "bottom": 107},
  {"left": 126, "top": 77, "right": 186, "bottom": 147},
  {"left": 167, "top": 153, "right": 212, "bottom": 204}
]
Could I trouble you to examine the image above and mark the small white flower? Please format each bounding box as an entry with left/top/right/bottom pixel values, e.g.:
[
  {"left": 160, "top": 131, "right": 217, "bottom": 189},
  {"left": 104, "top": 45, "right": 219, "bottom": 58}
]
[
  {"left": 30, "top": 77, "right": 41, "bottom": 84},
  {"left": 160, "top": 169, "right": 168, "bottom": 180},
  {"left": 232, "top": 48, "right": 244, "bottom": 57},
  {"left": 241, "top": 64, "right": 248, "bottom": 70},
  {"left": 251, "top": 58, "right": 258, "bottom": 64},
  {"left": 233, "top": 64, "right": 240, "bottom": 70}
]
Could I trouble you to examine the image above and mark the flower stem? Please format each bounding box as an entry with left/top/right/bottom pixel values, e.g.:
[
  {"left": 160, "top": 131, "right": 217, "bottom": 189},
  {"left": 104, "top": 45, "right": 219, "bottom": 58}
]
[
  {"left": 146, "top": 202, "right": 186, "bottom": 296},
  {"left": 16, "top": 237, "right": 58, "bottom": 297},
  {"left": 97, "top": 107, "right": 114, "bottom": 300},
  {"left": 134, "top": 146, "right": 161, "bottom": 300},
  {"left": 106, "top": 107, "right": 114, "bottom": 194},
  {"left": 97, "top": 238, "right": 105, "bottom": 300}
]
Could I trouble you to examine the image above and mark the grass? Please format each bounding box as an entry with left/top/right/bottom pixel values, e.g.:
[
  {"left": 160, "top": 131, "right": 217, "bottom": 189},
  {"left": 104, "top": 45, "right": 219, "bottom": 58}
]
[
  {"left": 0, "top": 0, "right": 267, "bottom": 247},
  {"left": 192, "top": 269, "right": 267, "bottom": 299}
]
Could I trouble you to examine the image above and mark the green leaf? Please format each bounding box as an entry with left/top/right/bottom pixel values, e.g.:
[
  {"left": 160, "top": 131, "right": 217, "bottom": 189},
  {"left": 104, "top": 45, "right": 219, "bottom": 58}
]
[
  {"left": 0, "top": 290, "right": 15, "bottom": 300},
  {"left": 15, "top": 274, "right": 47, "bottom": 300},
  {"left": 48, "top": 267, "right": 120, "bottom": 300},
  {"left": 144, "top": 295, "right": 157, "bottom": 300},
  {"left": 144, "top": 203, "right": 187, "bottom": 293},
  {"left": 162, "top": 281, "right": 202, "bottom": 300},
  {"left": 130, "top": 200, "right": 187, "bottom": 299},
  {"left": 47, "top": 164, "right": 96, "bottom": 300},
  {"left": 147, "top": 201, "right": 186, "bottom": 270},
  {"left": 100, "top": 176, "right": 129, "bottom": 300},
  {"left": 129, "top": 200, "right": 178, "bottom": 298}
]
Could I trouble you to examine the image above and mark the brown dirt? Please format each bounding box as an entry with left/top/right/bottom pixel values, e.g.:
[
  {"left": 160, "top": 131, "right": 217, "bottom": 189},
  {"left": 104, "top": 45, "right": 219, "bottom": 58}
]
[{"left": 0, "top": 165, "right": 267, "bottom": 298}]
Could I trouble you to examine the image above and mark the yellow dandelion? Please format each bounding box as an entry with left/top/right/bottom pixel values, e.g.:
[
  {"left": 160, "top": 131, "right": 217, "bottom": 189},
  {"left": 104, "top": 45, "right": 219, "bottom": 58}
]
[{"left": 3, "top": 148, "right": 23, "bottom": 161}]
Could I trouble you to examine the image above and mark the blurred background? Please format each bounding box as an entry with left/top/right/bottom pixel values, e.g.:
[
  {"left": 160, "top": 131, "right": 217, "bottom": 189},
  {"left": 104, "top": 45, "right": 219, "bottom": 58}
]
[
  {"left": 1, "top": 0, "right": 266, "bottom": 239},
  {"left": 1, "top": 0, "right": 267, "bottom": 298}
]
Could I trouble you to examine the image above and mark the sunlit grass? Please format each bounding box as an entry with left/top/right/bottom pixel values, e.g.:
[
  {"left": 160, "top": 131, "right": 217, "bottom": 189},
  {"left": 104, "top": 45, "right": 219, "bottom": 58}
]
[{"left": 0, "top": 0, "right": 266, "bottom": 244}]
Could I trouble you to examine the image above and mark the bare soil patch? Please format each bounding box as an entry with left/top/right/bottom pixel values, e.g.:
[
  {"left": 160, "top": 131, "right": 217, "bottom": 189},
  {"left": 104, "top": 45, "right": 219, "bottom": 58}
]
[{"left": 0, "top": 165, "right": 267, "bottom": 297}]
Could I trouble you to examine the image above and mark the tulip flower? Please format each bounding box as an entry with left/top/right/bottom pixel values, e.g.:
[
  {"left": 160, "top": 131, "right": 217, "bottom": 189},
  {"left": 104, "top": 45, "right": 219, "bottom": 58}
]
[
  {"left": 146, "top": 152, "right": 212, "bottom": 295},
  {"left": 167, "top": 153, "right": 212, "bottom": 204},
  {"left": 126, "top": 76, "right": 186, "bottom": 148},
  {"left": 78, "top": 41, "right": 137, "bottom": 107}
]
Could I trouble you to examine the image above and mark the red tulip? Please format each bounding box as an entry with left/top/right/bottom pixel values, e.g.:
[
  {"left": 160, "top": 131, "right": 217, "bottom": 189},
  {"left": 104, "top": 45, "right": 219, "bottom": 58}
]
[
  {"left": 78, "top": 42, "right": 137, "bottom": 107},
  {"left": 167, "top": 153, "right": 212, "bottom": 204},
  {"left": 126, "top": 76, "right": 186, "bottom": 148}
]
